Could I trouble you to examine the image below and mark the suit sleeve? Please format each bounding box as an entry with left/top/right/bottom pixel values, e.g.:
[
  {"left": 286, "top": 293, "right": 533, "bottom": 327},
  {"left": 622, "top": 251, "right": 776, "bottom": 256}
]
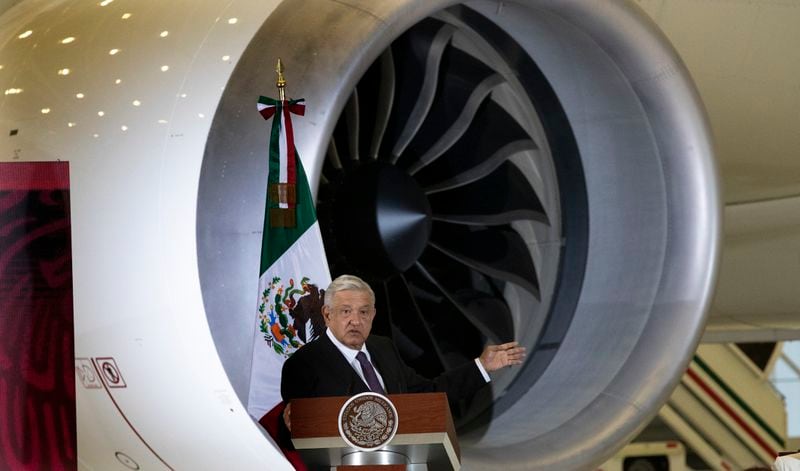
[
  {"left": 383, "top": 337, "right": 487, "bottom": 401},
  {"left": 281, "top": 353, "right": 317, "bottom": 402}
]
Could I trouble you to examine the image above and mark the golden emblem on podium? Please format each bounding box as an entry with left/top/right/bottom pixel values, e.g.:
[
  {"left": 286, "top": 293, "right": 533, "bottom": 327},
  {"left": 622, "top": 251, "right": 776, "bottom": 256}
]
[{"left": 338, "top": 392, "right": 399, "bottom": 452}]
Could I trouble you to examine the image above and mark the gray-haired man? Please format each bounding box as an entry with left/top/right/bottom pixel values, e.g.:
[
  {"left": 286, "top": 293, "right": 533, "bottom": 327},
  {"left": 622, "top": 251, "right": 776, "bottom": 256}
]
[{"left": 280, "top": 274, "right": 525, "bottom": 430}]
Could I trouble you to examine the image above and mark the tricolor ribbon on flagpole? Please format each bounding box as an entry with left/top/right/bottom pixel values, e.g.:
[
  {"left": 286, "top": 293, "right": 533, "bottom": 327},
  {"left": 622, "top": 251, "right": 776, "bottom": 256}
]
[{"left": 257, "top": 95, "right": 306, "bottom": 228}]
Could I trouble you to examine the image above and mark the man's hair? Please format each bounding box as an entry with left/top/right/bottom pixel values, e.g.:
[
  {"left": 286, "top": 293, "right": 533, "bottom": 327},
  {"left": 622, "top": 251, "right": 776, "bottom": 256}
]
[{"left": 324, "top": 274, "right": 375, "bottom": 307}]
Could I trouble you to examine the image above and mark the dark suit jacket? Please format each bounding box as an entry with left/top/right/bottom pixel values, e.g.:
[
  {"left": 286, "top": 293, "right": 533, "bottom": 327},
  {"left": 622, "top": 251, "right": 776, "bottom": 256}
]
[{"left": 281, "top": 332, "right": 487, "bottom": 403}]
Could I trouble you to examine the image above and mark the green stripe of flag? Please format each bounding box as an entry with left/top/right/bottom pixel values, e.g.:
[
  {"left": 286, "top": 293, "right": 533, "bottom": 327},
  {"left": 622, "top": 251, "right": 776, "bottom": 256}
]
[
  {"left": 260, "top": 154, "right": 316, "bottom": 274},
  {"left": 693, "top": 355, "right": 785, "bottom": 447}
]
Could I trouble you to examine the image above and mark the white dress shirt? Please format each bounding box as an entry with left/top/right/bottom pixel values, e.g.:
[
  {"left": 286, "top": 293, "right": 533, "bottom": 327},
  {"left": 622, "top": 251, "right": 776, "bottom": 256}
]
[
  {"left": 774, "top": 452, "right": 800, "bottom": 471},
  {"left": 326, "top": 328, "right": 387, "bottom": 392}
]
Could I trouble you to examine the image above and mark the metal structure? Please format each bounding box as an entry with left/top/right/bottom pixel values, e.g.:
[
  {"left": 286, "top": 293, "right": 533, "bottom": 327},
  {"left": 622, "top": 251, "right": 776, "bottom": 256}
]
[{"left": 0, "top": 0, "right": 721, "bottom": 469}]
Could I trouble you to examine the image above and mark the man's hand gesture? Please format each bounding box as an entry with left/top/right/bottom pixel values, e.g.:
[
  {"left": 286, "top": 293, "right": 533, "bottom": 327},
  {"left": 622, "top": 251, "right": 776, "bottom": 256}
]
[{"left": 479, "top": 341, "right": 526, "bottom": 372}]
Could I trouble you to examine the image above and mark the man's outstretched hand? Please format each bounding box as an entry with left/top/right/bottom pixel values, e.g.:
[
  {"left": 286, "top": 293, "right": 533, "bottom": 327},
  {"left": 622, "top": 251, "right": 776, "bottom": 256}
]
[{"left": 479, "top": 341, "right": 526, "bottom": 372}]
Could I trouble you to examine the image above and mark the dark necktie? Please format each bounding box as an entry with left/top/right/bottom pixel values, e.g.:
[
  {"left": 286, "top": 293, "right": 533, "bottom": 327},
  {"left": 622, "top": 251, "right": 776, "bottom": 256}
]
[{"left": 355, "top": 351, "right": 385, "bottom": 394}]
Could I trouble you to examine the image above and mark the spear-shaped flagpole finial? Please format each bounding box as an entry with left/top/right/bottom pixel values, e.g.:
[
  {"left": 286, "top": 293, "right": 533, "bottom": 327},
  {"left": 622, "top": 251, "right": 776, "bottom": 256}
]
[{"left": 276, "top": 58, "right": 286, "bottom": 101}]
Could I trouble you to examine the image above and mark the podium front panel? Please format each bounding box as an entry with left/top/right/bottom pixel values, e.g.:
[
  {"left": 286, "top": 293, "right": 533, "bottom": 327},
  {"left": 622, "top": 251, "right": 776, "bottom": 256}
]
[{"left": 290, "top": 393, "right": 459, "bottom": 470}]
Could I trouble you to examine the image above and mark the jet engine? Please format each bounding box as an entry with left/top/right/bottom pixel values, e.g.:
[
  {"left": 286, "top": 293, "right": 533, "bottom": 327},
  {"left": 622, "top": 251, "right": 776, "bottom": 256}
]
[{"left": 0, "top": 0, "right": 719, "bottom": 469}]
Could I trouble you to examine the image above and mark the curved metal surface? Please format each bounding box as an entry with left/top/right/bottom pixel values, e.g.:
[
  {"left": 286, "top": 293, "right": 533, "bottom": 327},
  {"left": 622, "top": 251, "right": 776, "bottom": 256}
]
[
  {"left": 458, "top": 2, "right": 720, "bottom": 469},
  {"left": 200, "top": 0, "right": 720, "bottom": 469},
  {"left": 0, "top": 0, "right": 720, "bottom": 469}
]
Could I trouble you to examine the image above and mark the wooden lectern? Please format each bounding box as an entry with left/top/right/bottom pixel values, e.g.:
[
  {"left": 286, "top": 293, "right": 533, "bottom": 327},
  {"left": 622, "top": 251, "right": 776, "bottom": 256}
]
[{"left": 290, "top": 392, "right": 460, "bottom": 471}]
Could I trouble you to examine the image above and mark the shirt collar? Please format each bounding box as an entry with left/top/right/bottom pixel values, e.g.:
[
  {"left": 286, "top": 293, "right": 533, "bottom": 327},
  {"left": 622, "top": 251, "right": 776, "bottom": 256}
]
[{"left": 326, "top": 328, "right": 371, "bottom": 364}]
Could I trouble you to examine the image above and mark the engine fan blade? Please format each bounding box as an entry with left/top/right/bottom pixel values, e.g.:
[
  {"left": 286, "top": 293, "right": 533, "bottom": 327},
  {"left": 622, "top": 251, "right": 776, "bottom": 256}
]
[
  {"left": 414, "top": 97, "right": 537, "bottom": 192},
  {"left": 430, "top": 161, "right": 548, "bottom": 226},
  {"left": 325, "top": 137, "right": 343, "bottom": 170},
  {"left": 429, "top": 222, "right": 540, "bottom": 299},
  {"left": 416, "top": 251, "right": 514, "bottom": 344},
  {"left": 369, "top": 48, "right": 396, "bottom": 160},
  {"left": 378, "top": 18, "right": 454, "bottom": 161},
  {"left": 381, "top": 275, "right": 448, "bottom": 376},
  {"left": 396, "top": 45, "right": 497, "bottom": 170},
  {"left": 408, "top": 73, "right": 504, "bottom": 175},
  {"left": 345, "top": 88, "right": 360, "bottom": 162},
  {"left": 404, "top": 268, "right": 485, "bottom": 367}
]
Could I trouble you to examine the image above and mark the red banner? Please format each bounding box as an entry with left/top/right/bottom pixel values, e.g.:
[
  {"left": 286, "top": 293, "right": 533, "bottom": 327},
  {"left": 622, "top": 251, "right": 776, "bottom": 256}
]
[{"left": 0, "top": 161, "right": 76, "bottom": 470}]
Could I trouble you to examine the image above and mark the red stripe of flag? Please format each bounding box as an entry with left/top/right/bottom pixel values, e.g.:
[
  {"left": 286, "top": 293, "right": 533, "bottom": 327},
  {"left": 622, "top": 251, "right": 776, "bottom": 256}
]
[
  {"left": 282, "top": 100, "right": 296, "bottom": 195},
  {"left": 686, "top": 367, "right": 777, "bottom": 460}
]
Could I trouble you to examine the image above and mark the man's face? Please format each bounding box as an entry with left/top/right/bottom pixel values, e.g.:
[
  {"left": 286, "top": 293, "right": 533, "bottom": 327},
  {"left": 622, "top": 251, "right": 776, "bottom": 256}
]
[{"left": 323, "top": 289, "right": 375, "bottom": 350}]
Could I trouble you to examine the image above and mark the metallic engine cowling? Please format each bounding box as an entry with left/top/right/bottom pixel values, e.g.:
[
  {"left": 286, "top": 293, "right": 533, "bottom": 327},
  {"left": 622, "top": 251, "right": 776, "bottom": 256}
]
[{"left": 199, "top": 0, "right": 720, "bottom": 469}]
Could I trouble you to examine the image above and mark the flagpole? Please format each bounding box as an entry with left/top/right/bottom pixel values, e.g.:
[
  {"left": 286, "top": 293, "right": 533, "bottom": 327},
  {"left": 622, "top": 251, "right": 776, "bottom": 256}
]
[
  {"left": 276, "top": 58, "right": 286, "bottom": 101},
  {"left": 248, "top": 60, "right": 332, "bottom": 419}
]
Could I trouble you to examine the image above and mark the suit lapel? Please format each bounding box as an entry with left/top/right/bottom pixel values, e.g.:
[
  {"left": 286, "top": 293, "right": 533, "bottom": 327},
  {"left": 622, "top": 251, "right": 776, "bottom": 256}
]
[{"left": 319, "top": 333, "right": 370, "bottom": 394}]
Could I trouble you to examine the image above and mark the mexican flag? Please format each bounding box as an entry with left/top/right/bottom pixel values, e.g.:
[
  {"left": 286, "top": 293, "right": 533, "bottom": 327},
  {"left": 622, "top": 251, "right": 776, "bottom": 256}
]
[{"left": 247, "top": 95, "right": 331, "bottom": 419}]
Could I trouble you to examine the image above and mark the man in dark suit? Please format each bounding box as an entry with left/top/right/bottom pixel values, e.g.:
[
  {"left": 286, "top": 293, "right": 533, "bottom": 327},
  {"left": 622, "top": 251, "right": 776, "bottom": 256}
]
[{"left": 280, "top": 274, "right": 525, "bottom": 430}]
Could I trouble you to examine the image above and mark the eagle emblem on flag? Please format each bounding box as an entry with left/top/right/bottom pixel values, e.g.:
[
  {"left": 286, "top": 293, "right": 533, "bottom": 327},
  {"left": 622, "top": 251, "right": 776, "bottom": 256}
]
[{"left": 258, "top": 276, "right": 325, "bottom": 357}]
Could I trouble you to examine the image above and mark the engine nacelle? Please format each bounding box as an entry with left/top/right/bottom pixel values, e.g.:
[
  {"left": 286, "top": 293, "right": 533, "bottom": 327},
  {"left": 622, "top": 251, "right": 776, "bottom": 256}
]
[{"left": 0, "top": 1, "right": 719, "bottom": 469}]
